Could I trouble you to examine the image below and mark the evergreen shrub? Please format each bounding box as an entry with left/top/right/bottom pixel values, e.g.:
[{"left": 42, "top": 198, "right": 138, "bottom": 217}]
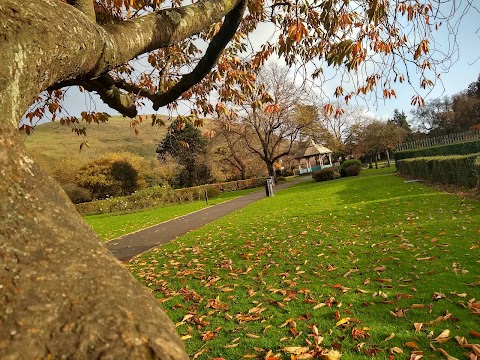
[
  {"left": 63, "top": 183, "right": 92, "bottom": 204},
  {"left": 312, "top": 167, "right": 340, "bottom": 182},
  {"left": 340, "top": 159, "right": 362, "bottom": 177}
]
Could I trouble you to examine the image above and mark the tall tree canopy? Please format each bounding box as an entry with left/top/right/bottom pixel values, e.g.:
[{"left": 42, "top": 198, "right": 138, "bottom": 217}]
[{"left": 0, "top": 0, "right": 477, "bottom": 358}]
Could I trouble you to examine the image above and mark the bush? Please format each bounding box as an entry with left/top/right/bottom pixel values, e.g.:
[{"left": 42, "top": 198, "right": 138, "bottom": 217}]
[
  {"left": 75, "top": 152, "right": 147, "bottom": 199},
  {"left": 396, "top": 153, "right": 480, "bottom": 188},
  {"left": 394, "top": 140, "right": 480, "bottom": 162},
  {"left": 62, "top": 183, "right": 92, "bottom": 204},
  {"left": 344, "top": 164, "right": 362, "bottom": 177},
  {"left": 312, "top": 167, "right": 340, "bottom": 182},
  {"left": 340, "top": 159, "right": 362, "bottom": 177}
]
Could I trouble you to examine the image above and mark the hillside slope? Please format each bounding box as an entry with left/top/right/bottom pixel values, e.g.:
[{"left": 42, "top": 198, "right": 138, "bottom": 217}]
[{"left": 22, "top": 115, "right": 214, "bottom": 171}]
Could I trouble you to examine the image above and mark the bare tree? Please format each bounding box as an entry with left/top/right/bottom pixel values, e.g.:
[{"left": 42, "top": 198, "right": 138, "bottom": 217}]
[{"left": 231, "top": 64, "right": 315, "bottom": 180}]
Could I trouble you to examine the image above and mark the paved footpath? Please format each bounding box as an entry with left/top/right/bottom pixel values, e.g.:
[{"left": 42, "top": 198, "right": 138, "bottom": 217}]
[{"left": 106, "top": 176, "right": 312, "bottom": 261}]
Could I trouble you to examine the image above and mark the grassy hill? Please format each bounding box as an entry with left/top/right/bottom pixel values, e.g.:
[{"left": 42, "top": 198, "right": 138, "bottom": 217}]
[{"left": 22, "top": 115, "right": 213, "bottom": 172}]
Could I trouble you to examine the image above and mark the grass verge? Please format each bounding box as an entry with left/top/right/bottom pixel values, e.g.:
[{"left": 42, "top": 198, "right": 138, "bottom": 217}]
[
  {"left": 85, "top": 187, "right": 261, "bottom": 241},
  {"left": 127, "top": 172, "right": 480, "bottom": 359}
]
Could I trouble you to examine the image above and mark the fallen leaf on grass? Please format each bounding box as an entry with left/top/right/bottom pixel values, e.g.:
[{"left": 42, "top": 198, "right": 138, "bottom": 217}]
[
  {"left": 470, "top": 330, "right": 480, "bottom": 338},
  {"left": 246, "top": 333, "right": 260, "bottom": 339},
  {"left": 414, "top": 323, "right": 424, "bottom": 332},
  {"left": 283, "top": 346, "right": 309, "bottom": 355},
  {"left": 438, "top": 348, "right": 459, "bottom": 360},
  {"left": 201, "top": 330, "right": 215, "bottom": 340},
  {"left": 319, "top": 349, "right": 342, "bottom": 360},
  {"left": 411, "top": 304, "right": 426, "bottom": 309},
  {"left": 389, "top": 347, "right": 403, "bottom": 355},
  {"left": 375, "top": 278, "right": 393, "bottom": 283},
  {"left": 433, "top": 329, "right": 450, "bottom": 343},
  {"left": 384, "top": 333, "right": 395, "bottom": 341},
  {"left": 404, "top": 341, "right": 420, "bottom": 350},
  {"left": 193, "top": 348, "right": 208, "bottom": 359},
  {"left": 432, "top": 292, "right": 447, "bottom": 300},
  {"left": 335, "top": 317, "right": 351, "bottom": 327},
  {"left": 409, "top": 351, "right": 424, "bottom": 360}
]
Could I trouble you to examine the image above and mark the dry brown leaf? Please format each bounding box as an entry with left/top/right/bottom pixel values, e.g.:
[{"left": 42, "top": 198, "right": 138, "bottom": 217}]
[
  {"left": 409, "top": 351, "right": 424, "bottom": 360},
  {"left": 414, "top": 323, "right": 424, "bottom": 332},
  {"left": 433, "top": 329, "right": 450, "bottom": 343},
  {"left": 283, "top": 346, "right": 309, "bottom": 355},
  {"left": 389, "top": 347, "right": 404, "bottom": 354},
  {"left": 454, "top": 336, "right": 468, "bottom": 347},
  {"left": 279, "top": 318, "right": 295, "bottom": 328},
  {"left": 438, "top": 348, "right": 459, "bottom": 360},
  {"left": 246, "top": 333, "right": 260, "bottom": 339},
  {"left": 384, "top": 333, "right": 395, "bottom": 341},
  {"left": 404, "top": 341, "right": 420, "bottom": 349},
  {"left": 411, "top": 304, "right": 426, "bottom": 309},
  {"left": 193, "top": 348, "right": 209, "bottom": 359},
  {"left": 319, "top": 349, "right": 342, "bottom": 360}
]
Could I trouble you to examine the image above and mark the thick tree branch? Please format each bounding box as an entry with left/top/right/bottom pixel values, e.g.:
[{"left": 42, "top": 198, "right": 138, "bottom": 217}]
[
  {"left": 151, "top": 0, "right": 247, "bottom": 109},
  {"left": 76, "top": 0, "right": 246, "bottom": 112},
  {"left": 79, "top": 77, "right": 138, "bottom": 118},
  {"left": 67, "top": 0, "right": 96, "bottom": 22},
  {"left": 98, "top": 0, "right": 245, "bottom": 78}
]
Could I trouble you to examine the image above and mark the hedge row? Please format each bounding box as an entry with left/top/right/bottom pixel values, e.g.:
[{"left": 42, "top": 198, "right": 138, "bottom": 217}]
[
  {"left": 396, "top": 153, "right": 480, "bottom": 188},
  {"left": 394, "top": 140, "right": 480, "bottom": 161},
  {"left": 76, "top": 177, "right": 267, "bottom": 216}
]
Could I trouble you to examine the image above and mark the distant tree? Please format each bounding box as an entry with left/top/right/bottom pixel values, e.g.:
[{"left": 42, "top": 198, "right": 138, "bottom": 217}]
[
  {"left": 157, "top": 119, "right": 211, "bottom": 187},
  {"left": 411, "top": 97, "right": 452, "bottom": 135},
  {"left": 389, "top": 109, "right": 412, "bottom": 141},
  {"left": 211, "top": 121, "right": 251, "bottom": 180},
  {"left": 467, "top": 74, "right": 480, "bottom": 97},
  {"left": 230, "top": 65, "right": 315, "bottom": 181},
  {"left": 357, "top": 120, "right": 407, "bottom": 168},
  {"left": 306, "top": 104, "right": 370, "bottom": 159}
]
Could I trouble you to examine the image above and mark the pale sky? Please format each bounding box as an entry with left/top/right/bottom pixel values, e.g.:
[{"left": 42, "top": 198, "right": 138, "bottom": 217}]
[{"left": 58, "top": 3, "right": 480, "bottom": 124}]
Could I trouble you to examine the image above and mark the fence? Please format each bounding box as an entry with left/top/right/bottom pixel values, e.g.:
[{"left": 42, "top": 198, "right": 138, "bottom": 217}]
[{"left": 396, "top": 129, "right": 480, "bottom": 151}]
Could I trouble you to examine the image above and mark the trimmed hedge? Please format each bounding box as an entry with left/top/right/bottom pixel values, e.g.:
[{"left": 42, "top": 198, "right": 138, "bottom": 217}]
[
  {"left": 396, "top": 153, "right": 480, "bottom": 188},
  {"left": 394, "top": 140, "right": 480, "bottom": 162},
  {"left": 76, "top": 177, "right": 267, "bottom": 216}
]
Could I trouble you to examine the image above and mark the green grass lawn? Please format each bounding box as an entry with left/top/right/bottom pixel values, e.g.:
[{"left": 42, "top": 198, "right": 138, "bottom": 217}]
[
  {"left": 127, "top": 172, "right": 480, "bottom": 360},
  {"left": 86, "top": 187, "right": 262, "bottom": 241}
]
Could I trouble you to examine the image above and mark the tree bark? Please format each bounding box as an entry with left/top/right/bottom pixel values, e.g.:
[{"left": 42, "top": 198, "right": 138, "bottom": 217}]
[{"left": 0, "top": 0, "right": 242, "bottom": 358}]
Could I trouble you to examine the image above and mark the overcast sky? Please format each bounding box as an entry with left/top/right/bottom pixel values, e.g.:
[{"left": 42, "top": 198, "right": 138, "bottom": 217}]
[{"left": 59, "top": 4, "right": 480, "bottom": 123}]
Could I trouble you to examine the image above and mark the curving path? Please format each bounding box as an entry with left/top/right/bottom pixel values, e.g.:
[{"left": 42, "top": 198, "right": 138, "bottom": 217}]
[{"left": 106, "top": 176, "right": 312, "bottom": 261}]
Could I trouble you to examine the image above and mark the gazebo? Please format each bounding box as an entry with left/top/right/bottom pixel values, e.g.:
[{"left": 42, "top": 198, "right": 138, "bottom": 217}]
[{"left": 295, "top": 140, "right": 333, "bottom": 174}]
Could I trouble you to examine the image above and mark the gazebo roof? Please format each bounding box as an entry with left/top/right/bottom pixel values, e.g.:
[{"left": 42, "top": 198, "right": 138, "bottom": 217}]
[{"left": 304, "top": 143, "right": 332, "bottom": 157}]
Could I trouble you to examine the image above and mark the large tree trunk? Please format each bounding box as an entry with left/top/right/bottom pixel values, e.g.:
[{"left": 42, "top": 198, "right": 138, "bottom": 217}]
[
  {"left": 0, "top": 0, "right": 218, "bottom": 358},
  {"left": 0, "top": 132, "right": 188, "bottom": 359}
]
